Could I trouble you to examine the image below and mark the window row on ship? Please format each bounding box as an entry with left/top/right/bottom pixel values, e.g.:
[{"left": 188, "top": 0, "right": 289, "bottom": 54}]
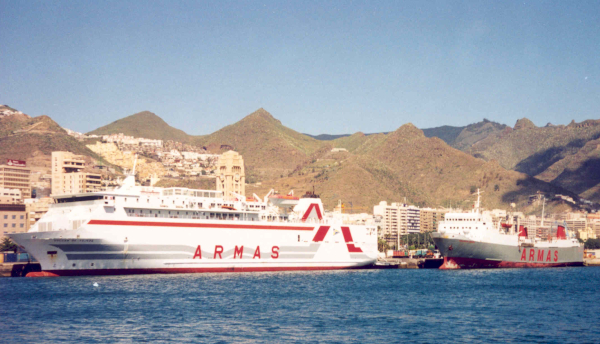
[
  {"left": 445, "top": 218, "right": 481, "bottom": 221},
  {"left": 118, "top": 196, "right": 266, "bottom": 211},
  {"left": 124, "top": 208, "right": 285, "bottom": 222}
]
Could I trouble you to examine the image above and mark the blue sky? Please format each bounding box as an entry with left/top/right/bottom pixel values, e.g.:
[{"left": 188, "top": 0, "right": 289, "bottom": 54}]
[{"left": 1, "top": 0, "right": 599, "bottom": 136}]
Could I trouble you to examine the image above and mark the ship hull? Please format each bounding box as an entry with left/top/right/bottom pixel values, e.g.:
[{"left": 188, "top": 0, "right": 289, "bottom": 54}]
[
  {"left": 9, "top": 220, "right": 377, "bottom": 277},
  {"left": 29, "top": 265, "right": 372, "bottom": 277},
  {"left": 431, "top": 234, "right": 583, "bottom": 269}
]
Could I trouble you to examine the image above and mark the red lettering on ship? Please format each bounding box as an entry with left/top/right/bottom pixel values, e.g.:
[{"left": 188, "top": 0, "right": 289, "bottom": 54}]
[
  {"left": 529, "top": 249, "right": 535, "bottom": 261},
  {"left": 546, "top": 250, "right": 552, "bottom": 262},
  {"left": 234, "top": 246, "right": 244, "bottom": 259},
  {"left": 520, "top": 249, "right": 527, "bottom": 261},
  {"left": 193, "top": 245, "right": 202, "bottom": 259},
  {"left": 271, "top": 246, "right": 279, "bottom": 259},
  {"left": 554, "top": 251, "right": 558, "bottom": 262},
  {"left": 341, "top": 226, "right": 363, "bottom": 253},
  {"left": 214, "top": 245, "right": 223, "bottom": 259},
  {"left": 537, "top": 250, "right": 544, "bottom": 262},
  {"left": 253, "top": 246, "right": 261, "bottom": 259}
]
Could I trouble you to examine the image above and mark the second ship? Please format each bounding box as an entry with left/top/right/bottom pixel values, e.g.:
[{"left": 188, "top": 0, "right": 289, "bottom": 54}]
[{"left": 430, "top": 191, "right": 583, "bottom": 269}]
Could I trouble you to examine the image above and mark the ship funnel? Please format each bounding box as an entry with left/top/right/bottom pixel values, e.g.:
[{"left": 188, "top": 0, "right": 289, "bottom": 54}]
[
  {"left": 293, "top": 198, "right": 324, "bottom": 222},
  {"left": 518, "top": 225, "right": 528, "bottom": 238},
  {"left": 556, "top": 225, "right": 567, "bottom": 240}
]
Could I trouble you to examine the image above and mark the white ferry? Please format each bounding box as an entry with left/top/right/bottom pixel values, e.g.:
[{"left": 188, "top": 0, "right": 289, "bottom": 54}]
[{"left": 8, "top": 175, "right": 377, "bottom": 276}]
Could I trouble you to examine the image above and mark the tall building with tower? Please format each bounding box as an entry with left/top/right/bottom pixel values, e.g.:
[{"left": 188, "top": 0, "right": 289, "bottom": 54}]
[{"left": 216, "top": 151, "right": 245, "bottom": 201}]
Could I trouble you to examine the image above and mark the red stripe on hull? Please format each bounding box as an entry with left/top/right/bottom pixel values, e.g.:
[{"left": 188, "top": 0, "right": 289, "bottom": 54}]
[
  {"left": 88, "top": 220, "right": 313, "bottom": 231},
  {"left": 440, "top": 257, "right": 584, "bottom": 270},
  {"left": 26, "top": 265, "right": 373, "bottom": 277},
  {"left": 312, "top": 226, "right": 330, "bottom": 242},
  {"left": 341, "top": 227, "right": 363, "bottom": 253}
]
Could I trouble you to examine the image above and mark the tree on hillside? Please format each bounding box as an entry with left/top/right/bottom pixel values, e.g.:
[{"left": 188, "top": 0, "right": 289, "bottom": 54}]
[{"left": 0, "top": 237, "right": 18, "bottom": 252}]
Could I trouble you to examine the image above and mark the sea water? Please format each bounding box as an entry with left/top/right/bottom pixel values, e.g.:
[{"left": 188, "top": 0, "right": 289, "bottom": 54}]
[{"left": 1, "top": 268, "right": 599, "bottom": 343}]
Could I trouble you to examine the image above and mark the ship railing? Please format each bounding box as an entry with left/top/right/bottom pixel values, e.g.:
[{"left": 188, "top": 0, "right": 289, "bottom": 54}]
[{"left": 124, "top": 212, "right": 361, "bottom": 225}]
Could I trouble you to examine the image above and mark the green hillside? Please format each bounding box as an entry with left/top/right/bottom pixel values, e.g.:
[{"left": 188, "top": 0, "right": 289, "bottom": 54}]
[
  {"left": 422, "top": 119, "right": 508, "bottom": 150},
  {"left": 0, "top": 115, "right": 112, "bottom": 169},
  {"left": 193, "top": 108, "right": 329, "bottom": 180},
  {"left": 88, "top": 111, "right": 192, "bottom": 143},
  {"left": 252, "top": 122, "right": 577, "bottom": 212}
]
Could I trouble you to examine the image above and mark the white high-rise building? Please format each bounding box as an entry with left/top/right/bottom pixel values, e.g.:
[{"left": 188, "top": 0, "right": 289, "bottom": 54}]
[{"left": 373, "top": 201, "right": 421, "bottom": 248}]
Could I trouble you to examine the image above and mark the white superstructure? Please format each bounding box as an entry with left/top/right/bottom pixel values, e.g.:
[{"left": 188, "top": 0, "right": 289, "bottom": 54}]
[{"left": 8, "top": 175, "right": 377, "bottom": 276}]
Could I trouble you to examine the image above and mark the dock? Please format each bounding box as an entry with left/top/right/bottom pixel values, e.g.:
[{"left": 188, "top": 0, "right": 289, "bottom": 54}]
[
  {"left": 375, "top": 258, "right": 443, "bottom": 269},
  {"left": 0, "top": 262, "right": 41, "bottom": 277},
  {"left": 0, "top": 252, "right": 41, "bottom": 277}
]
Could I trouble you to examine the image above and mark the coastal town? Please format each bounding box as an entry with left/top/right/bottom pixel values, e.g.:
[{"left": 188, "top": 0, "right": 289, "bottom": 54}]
[{"left": 2, "top": 127, "right": 600, "bottom": 274}]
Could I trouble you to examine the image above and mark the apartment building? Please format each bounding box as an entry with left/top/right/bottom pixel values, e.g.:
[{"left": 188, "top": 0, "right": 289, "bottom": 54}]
[
  {"left": 420, "top": 208, "right": 448, "bottom": 232},
  {"left": 0, "top": 204, "right": 29, "bottom": 238},
  {"left": 0, "top": 160, "right": 31, "bottom": 199},
  {"left": 51, "top": 151, "right": 103, "bottom": 196},
  {"left": 0, "top": 189, "right": 22, "bottom": 204},
  {"left": 24, "top": 197, "right": 53, "bottom": 227},
  {"left": 373, "top": 201, "right": 421, "bottom": 248}
]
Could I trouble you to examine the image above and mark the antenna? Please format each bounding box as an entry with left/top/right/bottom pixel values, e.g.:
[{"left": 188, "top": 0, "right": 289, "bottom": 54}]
[
  {"left": 541, "top": 195, "right": 546, "bottom": 227},
  {"left": 472, "top": 188, "right": 484, "bottom": 213},
  {"left": 132, "top": 154, "right": 138, "bottom": 176}
]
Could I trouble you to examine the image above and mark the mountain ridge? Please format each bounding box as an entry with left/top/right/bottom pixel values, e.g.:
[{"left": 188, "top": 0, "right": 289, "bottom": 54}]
[
  {"left": 88, "top": 111, "right": 192, "bottom": 143},
  {"left": 83, "top": 109, "right": 600, "bottom": 205}
]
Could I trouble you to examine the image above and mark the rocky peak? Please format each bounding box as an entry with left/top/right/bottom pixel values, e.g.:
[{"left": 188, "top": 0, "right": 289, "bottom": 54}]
[
  {"left": 513, "top": 118, "right": 536, "bottom": 130},
  {"left": 246, "top": 108, "right": 276, "bottom": 120},
  {"left": 392, "top": 123, "right": 425, "bottom": 137}
]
